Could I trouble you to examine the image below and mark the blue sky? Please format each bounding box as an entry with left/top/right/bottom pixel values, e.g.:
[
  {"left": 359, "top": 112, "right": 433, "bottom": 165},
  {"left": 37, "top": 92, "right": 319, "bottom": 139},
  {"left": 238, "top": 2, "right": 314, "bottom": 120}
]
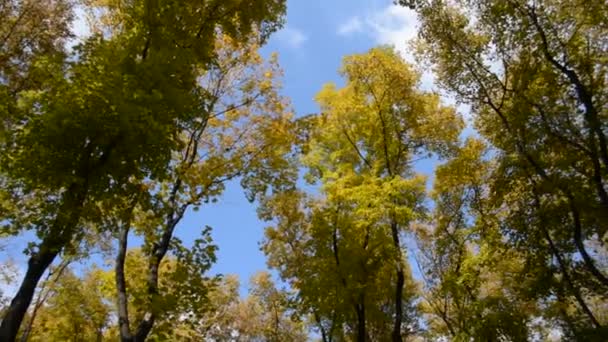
[{"left": 2, "top": 0, "right": 455, "bottom": 297}]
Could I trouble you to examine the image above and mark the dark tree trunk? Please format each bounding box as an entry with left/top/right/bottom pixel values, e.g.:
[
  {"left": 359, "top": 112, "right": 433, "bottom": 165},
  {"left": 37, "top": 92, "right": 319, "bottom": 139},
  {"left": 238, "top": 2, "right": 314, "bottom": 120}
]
[
  {"left": 356, "top": 303, "right": 366, "bottom": 342},
  {"left": 0, "top": 249, "right": 58, "bottom": 341},
  {"left": 19, "top": 258, "right": 71, "bottom": 342},
  {"left": 533, "top": 190, "right": 602, "bottom": 328},
  {"left": 133, "top": 184, "right": 183, "bottom": 342},
  {"left": 568, "top": 199, "right": 608, "bottom": 289},
  {"left": 0, "top": 139, "right": 115, "bottom": 341},
  {"left": 0, "top": 182, "right": 87, "bottom": 341},
  {"left": 390, "top": 221, "right": 404, "bottom": 342},
  {"left": 116, "top": 223, "right": 134, "bottom": 342}
]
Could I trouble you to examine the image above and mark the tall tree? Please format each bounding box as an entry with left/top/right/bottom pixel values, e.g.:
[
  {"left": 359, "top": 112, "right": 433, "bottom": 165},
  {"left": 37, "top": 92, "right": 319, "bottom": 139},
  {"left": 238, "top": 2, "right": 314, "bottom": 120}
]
[
  {"left": 0, "top": 0, "right": 286, "bottom": 339},
  {"left": 402, "top": 0, "right": 608, "bottom": 338},
  {"left": 262, "top": 46, "right": 463, "bottom": 342},
  {"left": 416, "top": 138, "right": 537, "bottom": 341},
  {"left": 110, "top": 29, "right": 296, "bottom": 341}
]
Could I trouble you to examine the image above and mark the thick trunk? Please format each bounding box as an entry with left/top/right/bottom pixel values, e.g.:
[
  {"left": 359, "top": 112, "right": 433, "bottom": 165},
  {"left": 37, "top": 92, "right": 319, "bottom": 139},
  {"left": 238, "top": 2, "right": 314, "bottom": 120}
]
[
  {"left": 0, "top": 183, "right": 87, "bottom": 341},
  {"left": 19, "top": 258, "right": 70, "bottom": 342},
  {"left": 0, "top": 249, "right": 58, "bottom": 341},
  {"left": 0, "top": 139, "right": 114, "bottom": 341},
  {"left": 392, "top": 268, "right": 405, "bottom": 342}
]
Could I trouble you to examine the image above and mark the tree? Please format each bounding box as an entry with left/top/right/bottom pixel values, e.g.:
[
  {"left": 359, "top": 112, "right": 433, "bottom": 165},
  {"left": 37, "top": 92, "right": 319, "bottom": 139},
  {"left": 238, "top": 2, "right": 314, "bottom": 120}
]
[
  {"left": 245, "top": 271, "right": 307, "bottom": 342},
  {"left": 0, "top": 0, "right": 73, "bottom": 139},
  {"left": 403, "top": 0, "right": 608, "bottom": 337},
  {"left": 21, "top": 246, "right": 217, "bottom": 341},
  {"left": 109, "top": 29, "right": 297, "bottom": 341},
  {"left": 262, "top": 46, "right": 463, "bottom": 342},
  {"left": 101, "top": 246, "right": 218, "bottom": 341},
  {"left": 415, "top": 138, "right": 536, "bottom": 341},
  {"left": 18, "top": 257, "right": 72, "bottom": 342},
  {"left": 0, "top": 0, "right": 287, "bottom": 340},
  {"left": 110, "top": 267, "right": 305, "bottom": 341}
]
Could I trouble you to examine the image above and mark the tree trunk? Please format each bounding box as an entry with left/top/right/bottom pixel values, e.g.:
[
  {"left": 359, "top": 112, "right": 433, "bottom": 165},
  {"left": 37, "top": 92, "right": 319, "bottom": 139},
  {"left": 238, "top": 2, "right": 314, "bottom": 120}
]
[
  {"left": 568, "top": 199, "right": 608, "bottom": 289},
  {"left": 116, "top": 223, "right": 134, "bottom": 342},
  {"left": 0, "top": 182, "right": 87, "bottom": 341},
  {"left": 355, "top": 302, "right": 366, "bottom": 342},
  {"left": 545, "top": 228, "right": 601, "bottom": 328},
  {"left": 0, "top": 249, "right": 58, "bottom": 341},
  {"left": 390, "top": 221, "right": 404, "bottom": 342},
  {"left": 19, "top": 258, "right": 71, "bottom": 342},
  {"left": 531, "top": 188, "right": 601, "bottom": 328},
  {"left": 133, "top": 215, "right": 181, "bottom": 341}
]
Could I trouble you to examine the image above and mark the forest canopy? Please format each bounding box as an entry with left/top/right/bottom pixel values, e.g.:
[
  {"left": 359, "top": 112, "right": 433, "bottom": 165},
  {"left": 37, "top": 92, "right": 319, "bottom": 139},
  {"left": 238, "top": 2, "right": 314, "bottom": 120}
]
[{"left": 0, "top": 0, "right": 606, "bottom": 341}]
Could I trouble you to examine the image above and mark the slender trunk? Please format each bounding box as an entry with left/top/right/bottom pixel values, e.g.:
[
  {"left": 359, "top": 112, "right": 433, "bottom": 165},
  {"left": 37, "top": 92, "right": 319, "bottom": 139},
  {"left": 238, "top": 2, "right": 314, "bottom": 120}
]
[
  {"left": 0, "top": 183, "right": 87, "bottom": 341},
  {"left": 314, "top": 312, "right": 330, "bottom": 342},
  {"left": 547, "top": 231, "right": 600, "bottom": 328},
  {"left": 133, "top": 214, "right": 181, "bottom": 341},
  {"left": 541, "top": 216, "right": 601, "bottom": 328},
  {"left": 390, "top": 221, "right": 404, "bottom": 342},
  {"left": 116, "top": 223, "right": 133, "bottom": 342},
  {"left": 568, "top": 198, "right": 608, "bottom": 289},
  {"left": 530, "top": 188, "right": 602, "bottom": 328},
  {"left": 132, "top": 244, "right": 166, "bottom": 341},
  {"left": 355, "top": 302, "right": 366, "bottom": 342}
]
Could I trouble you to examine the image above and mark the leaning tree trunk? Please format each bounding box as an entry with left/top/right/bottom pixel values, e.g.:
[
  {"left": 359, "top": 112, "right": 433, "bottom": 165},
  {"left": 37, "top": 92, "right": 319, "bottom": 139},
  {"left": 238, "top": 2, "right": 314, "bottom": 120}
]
[
  {"left": 0, "top": 182, "right": 88, "bottom": 341},
  {"left": 19, "top": 258, "right": 71, "bottom": 342}
]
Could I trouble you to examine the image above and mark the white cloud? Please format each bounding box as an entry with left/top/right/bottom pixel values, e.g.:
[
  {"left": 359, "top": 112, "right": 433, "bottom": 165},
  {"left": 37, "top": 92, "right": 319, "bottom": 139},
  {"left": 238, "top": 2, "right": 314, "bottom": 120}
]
[
  {"left": 338, "top": 6, "right": 419, "bottom": 60},
  {"left": 337, "top": 16, "right": 364, "bottom": 36},
  {"left": 344, "top": 4, "right": 477, "bottom": 124},
  {"left": 366, "top": 5, "right": 419, "bottom": 62},
  {"left": 72, "top": 7, "right": 92, "bottom": 38},
  {"left": 67, "top": 7, "right": 92, "bottom": 50},
  {"left": 342, "top": 5, "right": 436, "bottom": 90},
  {"left": 275, "top": 26, "right": 308, "bottom": 49}
]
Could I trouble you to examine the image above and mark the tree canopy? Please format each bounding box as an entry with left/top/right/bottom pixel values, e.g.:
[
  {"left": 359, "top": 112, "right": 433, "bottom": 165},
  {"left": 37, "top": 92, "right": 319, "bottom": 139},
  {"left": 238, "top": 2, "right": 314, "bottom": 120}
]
[{"left": 0, "top": 0, "right": 606, "bottom": 341}]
